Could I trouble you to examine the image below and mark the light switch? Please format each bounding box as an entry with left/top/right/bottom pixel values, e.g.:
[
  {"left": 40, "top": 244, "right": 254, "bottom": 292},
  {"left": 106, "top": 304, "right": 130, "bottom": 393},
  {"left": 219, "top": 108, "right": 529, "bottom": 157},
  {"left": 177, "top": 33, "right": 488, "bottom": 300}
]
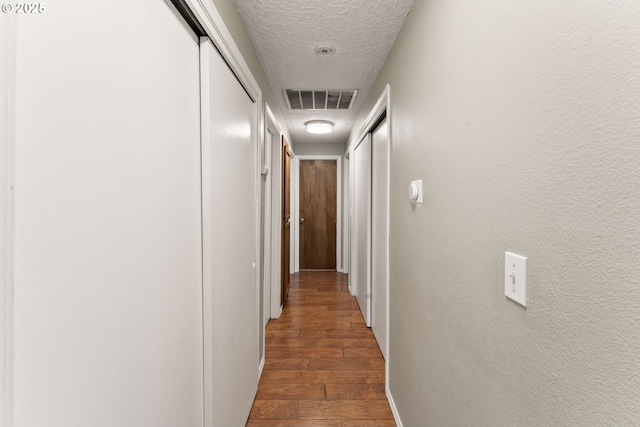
[
  {"left": 409, "top": 180, "right": 423, "bottom": 204},
  {"left": 505, "top": 252, "right": 527, "bottom": 306}
]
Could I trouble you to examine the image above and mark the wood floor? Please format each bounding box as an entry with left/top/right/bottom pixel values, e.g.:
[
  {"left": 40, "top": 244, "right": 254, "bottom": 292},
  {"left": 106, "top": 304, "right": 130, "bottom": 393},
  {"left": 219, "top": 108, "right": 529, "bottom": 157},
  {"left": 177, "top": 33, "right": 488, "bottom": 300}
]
[{"left": 247, "top": 271, "right": 396, "bottom": 427}]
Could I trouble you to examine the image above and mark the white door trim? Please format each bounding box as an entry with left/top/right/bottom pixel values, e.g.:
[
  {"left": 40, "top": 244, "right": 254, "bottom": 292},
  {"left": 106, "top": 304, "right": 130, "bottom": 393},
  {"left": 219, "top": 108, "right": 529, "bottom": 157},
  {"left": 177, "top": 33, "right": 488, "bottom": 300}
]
[
  {"left": 262, "top": 103, "right": 281, "bottom": 340},
  {"left": 183, "top": 0, "right": 260, "bottom": 101},
  {"left": 295, "top": 155, "right": 343, "bottom": 272},
  {"left": 349, "top": 85, "right": 390, "bottom": 152},
  {"left": 269, "top": 136, "right": 283, "bottom": 319}
]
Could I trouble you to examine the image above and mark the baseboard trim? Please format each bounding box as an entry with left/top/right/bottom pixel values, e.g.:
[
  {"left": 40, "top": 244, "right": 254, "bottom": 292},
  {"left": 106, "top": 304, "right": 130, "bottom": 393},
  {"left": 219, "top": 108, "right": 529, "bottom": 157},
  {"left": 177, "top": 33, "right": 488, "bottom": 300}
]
[{"left": 387, "top": 387, "right": 403, "bottom": 427}]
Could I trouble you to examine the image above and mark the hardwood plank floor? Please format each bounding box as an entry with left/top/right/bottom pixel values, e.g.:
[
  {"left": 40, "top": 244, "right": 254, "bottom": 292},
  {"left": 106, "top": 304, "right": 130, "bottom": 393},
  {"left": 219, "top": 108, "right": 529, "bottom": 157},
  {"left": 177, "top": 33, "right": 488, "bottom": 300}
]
[{"left": 247, "top": 271, "right": 395, "bottom": 427}]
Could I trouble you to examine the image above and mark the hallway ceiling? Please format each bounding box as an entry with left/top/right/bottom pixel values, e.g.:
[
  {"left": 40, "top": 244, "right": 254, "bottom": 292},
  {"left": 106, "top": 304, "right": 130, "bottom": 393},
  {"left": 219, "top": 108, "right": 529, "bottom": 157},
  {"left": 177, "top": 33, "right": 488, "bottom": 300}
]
[{"left": 233, "top": 0, "right": 414, "bottom": 146}]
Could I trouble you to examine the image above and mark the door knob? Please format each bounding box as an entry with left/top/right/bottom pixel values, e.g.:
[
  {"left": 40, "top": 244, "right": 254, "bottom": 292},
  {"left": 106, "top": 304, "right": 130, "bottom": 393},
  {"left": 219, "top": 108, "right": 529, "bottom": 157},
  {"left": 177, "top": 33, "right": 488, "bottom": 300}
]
[{"left": 300, "top": 217, "right": 305, "bottom": 224}]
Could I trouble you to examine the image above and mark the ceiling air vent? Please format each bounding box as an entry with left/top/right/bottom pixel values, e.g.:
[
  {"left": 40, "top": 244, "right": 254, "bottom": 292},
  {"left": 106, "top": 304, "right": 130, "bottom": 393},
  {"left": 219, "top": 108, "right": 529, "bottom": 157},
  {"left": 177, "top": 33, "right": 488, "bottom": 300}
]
[{"left": 284, "top": 89, "right": 358, "bottom": 110}]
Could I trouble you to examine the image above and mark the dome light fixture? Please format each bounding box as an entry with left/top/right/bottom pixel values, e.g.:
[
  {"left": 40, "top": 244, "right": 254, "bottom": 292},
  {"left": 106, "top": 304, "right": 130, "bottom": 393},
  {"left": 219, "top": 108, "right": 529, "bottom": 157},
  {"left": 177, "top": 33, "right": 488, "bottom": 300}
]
[{"left": 305, "top": 120, "right": 333, "bottom": 134}]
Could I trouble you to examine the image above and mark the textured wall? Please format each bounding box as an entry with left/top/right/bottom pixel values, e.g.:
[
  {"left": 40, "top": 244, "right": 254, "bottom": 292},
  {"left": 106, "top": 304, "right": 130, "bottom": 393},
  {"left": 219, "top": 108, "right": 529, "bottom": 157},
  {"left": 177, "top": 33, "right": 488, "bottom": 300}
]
[
  {"left": 351, "top": 1, "right": 640, "bottom": 425},
  {"left": 294, "top": 143, "right": 345, "bottom": 156}
]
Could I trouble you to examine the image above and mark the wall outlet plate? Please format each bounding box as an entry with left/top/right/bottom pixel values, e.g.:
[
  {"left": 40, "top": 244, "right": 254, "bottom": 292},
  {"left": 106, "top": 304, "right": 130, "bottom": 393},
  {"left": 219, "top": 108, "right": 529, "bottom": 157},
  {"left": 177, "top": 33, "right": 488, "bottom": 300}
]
[{"left": 505, "top": 252, "right": 527, "bottom": 307}]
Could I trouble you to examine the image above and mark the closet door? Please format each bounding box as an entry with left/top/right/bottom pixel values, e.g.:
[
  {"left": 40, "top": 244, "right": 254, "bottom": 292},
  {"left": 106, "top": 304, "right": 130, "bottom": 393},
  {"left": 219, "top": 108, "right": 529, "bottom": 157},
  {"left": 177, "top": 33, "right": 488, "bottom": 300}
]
[
  {"left": 371, "top": 119, "right": 390, "bottom": 358},
  {"left": 354, "top": 135, "right": 372, "bottom": 326},
  {"left": 200, "top": 37, "right": 258, "bottom": 427},
  {"left": 13, "top": 1, "right": 203, "bottom": 425}
]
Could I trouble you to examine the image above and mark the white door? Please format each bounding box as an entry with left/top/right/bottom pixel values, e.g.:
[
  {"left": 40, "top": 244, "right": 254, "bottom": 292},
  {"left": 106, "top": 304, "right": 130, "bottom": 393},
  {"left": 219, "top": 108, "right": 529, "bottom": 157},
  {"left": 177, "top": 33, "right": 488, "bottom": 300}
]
[
  {"left": 200, "top": 38, "right": 258, "bottom": 427},
  {"left": 12, "top": 1, "right": 203, "bottom": 425},
  {"left": 371, "top": 118, "right": 390, "bottom": 358},
  {"left": 354, "top": 134, "right": 372, "bottom": 326}
]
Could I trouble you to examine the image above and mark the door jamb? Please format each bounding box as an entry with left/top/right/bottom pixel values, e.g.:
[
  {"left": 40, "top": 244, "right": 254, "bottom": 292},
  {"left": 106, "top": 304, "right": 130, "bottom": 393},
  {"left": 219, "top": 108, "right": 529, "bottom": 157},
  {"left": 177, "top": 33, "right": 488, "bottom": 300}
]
[
  {"left": 263, "top": 104, "right": 280, "bottom": 325},
  {"left": 294, "top": 155, "right": 342, "bottom": 272},
  {"left": 269, "top": 133, "right": 283, "bottom": 319}
]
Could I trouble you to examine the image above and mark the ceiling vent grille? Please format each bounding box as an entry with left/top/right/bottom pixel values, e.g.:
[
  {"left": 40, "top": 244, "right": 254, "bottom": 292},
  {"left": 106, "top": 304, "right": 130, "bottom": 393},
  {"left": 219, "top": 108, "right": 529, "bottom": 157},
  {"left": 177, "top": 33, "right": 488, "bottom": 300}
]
[{"left": 284, "top": 89, "right": 358, "bottom": 110}]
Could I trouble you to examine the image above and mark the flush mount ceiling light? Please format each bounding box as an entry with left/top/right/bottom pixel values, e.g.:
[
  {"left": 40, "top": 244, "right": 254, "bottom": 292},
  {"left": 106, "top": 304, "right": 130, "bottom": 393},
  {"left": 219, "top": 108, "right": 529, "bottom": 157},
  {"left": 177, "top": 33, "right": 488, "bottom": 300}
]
[{"left": 305, "top": 120, "right": 334, "bottom": 134}]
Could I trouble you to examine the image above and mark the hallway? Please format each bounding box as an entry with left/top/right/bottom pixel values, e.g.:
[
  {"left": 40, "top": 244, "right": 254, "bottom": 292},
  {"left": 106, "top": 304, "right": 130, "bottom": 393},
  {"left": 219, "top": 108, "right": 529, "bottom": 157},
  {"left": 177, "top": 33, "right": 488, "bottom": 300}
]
[
  {"left": 3, "top": 1, "right": 639, "bottom": 425},
  {"left": 247, "top": 271, "right": 395, "bottom": 426}
]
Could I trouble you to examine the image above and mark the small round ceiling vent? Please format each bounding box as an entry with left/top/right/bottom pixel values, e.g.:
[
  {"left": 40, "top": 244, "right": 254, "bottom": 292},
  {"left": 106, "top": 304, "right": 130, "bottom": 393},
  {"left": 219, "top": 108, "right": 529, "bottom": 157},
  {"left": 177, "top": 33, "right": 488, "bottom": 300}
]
[{"left": 314, "top": 46, "right": 335, "bottom": 56}]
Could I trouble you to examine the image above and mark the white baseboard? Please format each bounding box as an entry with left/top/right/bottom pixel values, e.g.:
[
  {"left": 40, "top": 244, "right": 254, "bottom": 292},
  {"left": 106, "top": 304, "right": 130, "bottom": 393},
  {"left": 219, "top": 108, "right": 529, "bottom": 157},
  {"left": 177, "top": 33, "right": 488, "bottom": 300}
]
[
  {"left": 272, "top": 305, "right": 282, "bottom": 319},
  {"left": 387, "top": 387, "right": 403, "bottom": 427}
]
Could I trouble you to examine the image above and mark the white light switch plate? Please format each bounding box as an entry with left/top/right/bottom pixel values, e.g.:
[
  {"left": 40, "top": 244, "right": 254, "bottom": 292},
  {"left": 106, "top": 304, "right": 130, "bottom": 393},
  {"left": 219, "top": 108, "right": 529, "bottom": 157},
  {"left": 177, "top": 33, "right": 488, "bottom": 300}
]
[
  {"left": 409, "top": 180, "right": 423, "bottom": 204},
  {"left": 505, "top": 252, "right": 527, "bottom": 306}
]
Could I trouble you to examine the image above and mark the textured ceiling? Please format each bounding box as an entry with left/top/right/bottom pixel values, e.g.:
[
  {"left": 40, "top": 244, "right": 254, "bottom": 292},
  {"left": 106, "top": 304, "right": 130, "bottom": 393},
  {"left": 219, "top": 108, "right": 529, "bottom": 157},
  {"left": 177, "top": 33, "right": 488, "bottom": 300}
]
[{"left": 233, "top": 0, "right": 414, "bottom": 145}]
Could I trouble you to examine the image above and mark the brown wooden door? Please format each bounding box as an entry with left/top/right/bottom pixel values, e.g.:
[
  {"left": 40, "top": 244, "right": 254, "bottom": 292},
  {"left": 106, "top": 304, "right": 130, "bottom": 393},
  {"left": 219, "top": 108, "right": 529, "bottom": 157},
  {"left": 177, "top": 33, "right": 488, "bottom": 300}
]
[
  {"left": 299, "top": 160, "right": 337, "bottom": 269},
  {"left": 281, "top": 137, "right": 291, "bottom": 306}
]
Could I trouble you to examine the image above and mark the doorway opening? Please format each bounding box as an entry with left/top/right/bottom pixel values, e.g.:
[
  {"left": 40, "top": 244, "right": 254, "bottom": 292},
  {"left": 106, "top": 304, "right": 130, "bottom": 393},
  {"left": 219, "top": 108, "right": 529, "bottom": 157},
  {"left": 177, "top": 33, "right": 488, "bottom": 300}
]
[
  {"left": 299, "top": 159, "right": 337, "bottom": 270},
  {"left": 281, "top": 137, "right": 292, "bottom": 307},
  {"left": 294, "top": 155, "right": 343, "bottom": 273}
]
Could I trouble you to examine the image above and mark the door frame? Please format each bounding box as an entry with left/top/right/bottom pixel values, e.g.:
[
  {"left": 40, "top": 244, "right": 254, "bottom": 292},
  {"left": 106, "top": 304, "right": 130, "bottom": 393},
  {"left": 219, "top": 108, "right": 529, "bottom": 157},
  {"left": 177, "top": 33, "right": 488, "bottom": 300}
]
[
  {"left": 280, "top": 136, "right": 292, "bottom": 306},
  {"left": 269, "top": 129, "right": 283, "bottom": 319},
  {"left": 262, "top": 104, "right": 281, "bottom": 325},
  {"left": 298, "top": 159, "right": 339, "bottom": 270},
  {"left": 258, "top": 103, "right": 282, "bottom": 372},
  {"left": 294, "top": 155, "right": 342, "bottom": 272}
]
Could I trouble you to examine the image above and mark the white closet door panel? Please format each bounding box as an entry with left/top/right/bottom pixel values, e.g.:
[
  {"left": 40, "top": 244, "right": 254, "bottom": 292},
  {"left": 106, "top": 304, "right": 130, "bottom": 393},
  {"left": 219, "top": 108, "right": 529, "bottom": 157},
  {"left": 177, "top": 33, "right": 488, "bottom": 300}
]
[
  {"left": 13, "top": 1, "right": 203, "bottom": 425},
  {"left": 354, "top": 135, "right": 372, "bottom": 326},
  {"left": 200, "top": 38, "right": 258, "bottom": 427},
  {"left": 371, "top": 119, "right": 390, "bottom": 358}
]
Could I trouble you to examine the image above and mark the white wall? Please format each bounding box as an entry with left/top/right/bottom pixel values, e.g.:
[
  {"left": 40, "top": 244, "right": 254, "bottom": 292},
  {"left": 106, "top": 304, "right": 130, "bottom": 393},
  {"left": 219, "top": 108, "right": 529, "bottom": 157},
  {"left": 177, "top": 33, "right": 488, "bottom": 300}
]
[
  {"left": 12, "top": 1, "right": 204, "bottom": 426},
  {"left": 294, "top": 142, "right": 345, "bottom": 156},
  {"left": 351, "top": 1, "right": 640, "bottom": 425}
]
